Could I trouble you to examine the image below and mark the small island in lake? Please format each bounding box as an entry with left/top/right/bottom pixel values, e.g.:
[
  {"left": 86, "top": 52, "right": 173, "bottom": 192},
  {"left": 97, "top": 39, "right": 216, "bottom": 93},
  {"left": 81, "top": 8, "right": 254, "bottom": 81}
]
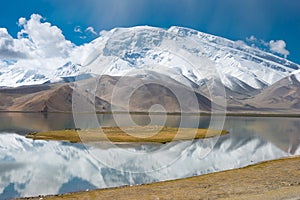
[{"left": 26, "top": 126, "right": 228, "bottom": 143}]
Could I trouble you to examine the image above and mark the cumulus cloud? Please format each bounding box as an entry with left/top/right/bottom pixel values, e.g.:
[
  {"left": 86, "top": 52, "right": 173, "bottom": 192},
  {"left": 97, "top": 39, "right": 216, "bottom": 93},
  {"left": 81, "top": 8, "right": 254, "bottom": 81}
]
[
  {"left": 0, "top": 28, "right": 28, "bottom": 59},
  {"left": 0, "top": 14, "right": 74, "bottom": 61},
  {"left": 17, "top": 14, "right": 74, "bottom": 58},
  {"left": 85, "top": 26, "right": 98, "bottom": 35},
  {"left": 269, "top": 40, "right": 289, "bottom": 58}
]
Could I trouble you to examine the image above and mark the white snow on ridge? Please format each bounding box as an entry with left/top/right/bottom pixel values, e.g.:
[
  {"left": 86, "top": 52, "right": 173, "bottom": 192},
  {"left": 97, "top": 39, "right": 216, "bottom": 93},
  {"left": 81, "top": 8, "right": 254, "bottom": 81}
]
[{"left": 0, "top": 22, "right": 299, "bottom": 89}]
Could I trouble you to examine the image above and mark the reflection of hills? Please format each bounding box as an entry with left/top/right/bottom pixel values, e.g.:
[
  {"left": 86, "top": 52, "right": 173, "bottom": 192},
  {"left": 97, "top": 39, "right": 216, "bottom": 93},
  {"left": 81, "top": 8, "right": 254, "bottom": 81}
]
[
  {"left": 0, "top": 113, "right": 75, "bottom": 133},
  {"left": 0, "top": 112, "right": 184, "bottom": 133},
  {"left": 221, "top": 116, "right": 300, "bottom": 155},
  {"left": 240, "top": 117, "right": 300, "bottom": 154}
]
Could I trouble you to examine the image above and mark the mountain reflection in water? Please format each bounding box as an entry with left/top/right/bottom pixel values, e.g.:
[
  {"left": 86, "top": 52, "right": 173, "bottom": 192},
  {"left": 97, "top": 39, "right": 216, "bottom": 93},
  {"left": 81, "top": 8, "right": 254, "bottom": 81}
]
[{"left": 0, "top": 114, "right": 299, "bottom": 199}]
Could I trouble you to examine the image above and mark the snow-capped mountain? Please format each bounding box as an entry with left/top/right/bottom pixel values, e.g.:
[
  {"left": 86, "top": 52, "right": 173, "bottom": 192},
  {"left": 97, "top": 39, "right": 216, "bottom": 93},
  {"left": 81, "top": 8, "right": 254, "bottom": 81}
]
[{"left": 0, "top": 26, "right": 299, "bottom": 89}]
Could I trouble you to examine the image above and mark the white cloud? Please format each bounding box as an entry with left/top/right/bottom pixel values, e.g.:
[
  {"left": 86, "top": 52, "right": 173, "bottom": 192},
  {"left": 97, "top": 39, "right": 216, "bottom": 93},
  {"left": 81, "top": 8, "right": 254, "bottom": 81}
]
[
  {"left": 0, "top": 28, "right": 28, "bottom": 59},
  {"left": 247, "top": 35, "right": 257, "bottom": 42},
  {"left": 18, "top": 17, "right": 27, "bottom": 26},
  {"left": 74, "top": 26, "right": 98, "bottom": 39},
  {"left": 74, "top": 26, "right": 82, "bottom": 33},
  {"left": 269, "top": 40, "right": 290, "bottom": 58},
  {"left": 246, "top": 35, "right": 268, "bottom": 47},
  {"left": 16, "top": 14, "right": 74, "bottom": 58},
  {"left": 85, "top": 26, "right": 98, "bottom": 35},
  {"left": 245, "top": 36, "right": 290, "bottom": 59}
]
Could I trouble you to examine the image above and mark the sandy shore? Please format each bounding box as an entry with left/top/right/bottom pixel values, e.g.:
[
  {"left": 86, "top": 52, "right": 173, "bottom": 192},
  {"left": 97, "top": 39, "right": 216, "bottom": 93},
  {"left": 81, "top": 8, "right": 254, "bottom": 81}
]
[{"left": 18, "top": 156, "right": 300, "bottom": 200}]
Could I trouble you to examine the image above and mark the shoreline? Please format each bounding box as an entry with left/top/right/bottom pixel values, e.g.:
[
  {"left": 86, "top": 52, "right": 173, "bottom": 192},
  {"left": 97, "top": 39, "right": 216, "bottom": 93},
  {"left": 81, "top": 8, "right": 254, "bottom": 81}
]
[{"left": 17, "top": 156, "right": 300, "bottom": 200}]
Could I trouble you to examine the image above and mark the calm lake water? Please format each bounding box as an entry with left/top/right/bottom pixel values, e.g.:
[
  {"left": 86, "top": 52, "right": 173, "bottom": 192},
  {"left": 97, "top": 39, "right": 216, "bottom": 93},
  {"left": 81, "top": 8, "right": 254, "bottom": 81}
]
[{"left": 0, "top": 113, "right": 300, "bottom": 199}]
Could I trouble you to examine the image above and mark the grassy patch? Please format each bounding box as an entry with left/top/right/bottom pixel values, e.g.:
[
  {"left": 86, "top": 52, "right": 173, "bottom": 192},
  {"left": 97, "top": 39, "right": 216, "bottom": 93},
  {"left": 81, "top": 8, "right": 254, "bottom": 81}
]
[{"left": 26, "top": 126, "right": 228, "bottom": 143}]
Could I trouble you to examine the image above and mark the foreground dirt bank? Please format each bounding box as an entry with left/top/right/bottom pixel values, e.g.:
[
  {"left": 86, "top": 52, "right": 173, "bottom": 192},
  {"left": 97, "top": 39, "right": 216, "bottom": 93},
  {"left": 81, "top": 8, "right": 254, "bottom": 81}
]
[{"left": 19, "top": 156, "right": 300, "bottom": 200}]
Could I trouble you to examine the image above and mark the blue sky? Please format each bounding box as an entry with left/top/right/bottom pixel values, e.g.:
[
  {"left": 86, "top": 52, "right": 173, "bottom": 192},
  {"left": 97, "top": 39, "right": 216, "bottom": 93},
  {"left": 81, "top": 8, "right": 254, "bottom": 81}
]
[{"left": 0, "top": 0, "right": 300, "bottom": 63}]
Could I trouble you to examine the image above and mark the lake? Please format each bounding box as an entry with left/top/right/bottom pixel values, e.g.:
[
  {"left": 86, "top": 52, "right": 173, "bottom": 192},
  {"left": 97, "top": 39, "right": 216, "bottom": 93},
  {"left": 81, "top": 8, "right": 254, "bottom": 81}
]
[{"left": 0, "top": 112, "right": 300, "bottom": 199}]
